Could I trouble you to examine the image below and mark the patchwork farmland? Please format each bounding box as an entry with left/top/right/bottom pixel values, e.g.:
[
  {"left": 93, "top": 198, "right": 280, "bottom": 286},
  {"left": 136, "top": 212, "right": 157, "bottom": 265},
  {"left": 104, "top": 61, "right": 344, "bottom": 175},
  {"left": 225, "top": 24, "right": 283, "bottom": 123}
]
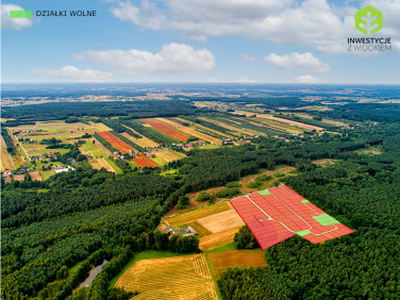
[
  {"left": 164, "top": 201, "right": 245, "bottom": 251},
  {"left": 115, "top": 254, "right": 218, "bottom": 300},
  {"left": 231, "top": 185, "right": 354, "bottom": 249}
]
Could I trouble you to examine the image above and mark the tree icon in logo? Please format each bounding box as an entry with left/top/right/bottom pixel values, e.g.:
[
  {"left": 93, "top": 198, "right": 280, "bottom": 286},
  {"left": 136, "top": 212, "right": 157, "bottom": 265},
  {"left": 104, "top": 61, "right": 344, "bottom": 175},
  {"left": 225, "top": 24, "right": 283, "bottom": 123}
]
[{"left": 355, "top": 6, "right": 383, "bottom": 35}]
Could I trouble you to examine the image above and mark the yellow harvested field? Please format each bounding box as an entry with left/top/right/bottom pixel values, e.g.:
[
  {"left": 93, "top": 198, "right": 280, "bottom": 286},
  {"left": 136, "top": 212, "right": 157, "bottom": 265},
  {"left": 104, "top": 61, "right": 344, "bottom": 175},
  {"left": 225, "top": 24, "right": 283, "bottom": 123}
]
[
  {"left": 197, "top": 209, "right": 245, "bottom": 234},
  {"left": 233, "top": 110, "right": 323, "bottom": 131},
  {"left": 155, "top": 150, "right": 186, "bottom": 163},
  {"left": 198, "top": 117, "right": 255, "bottom": 136},
  {"left": 1, "top": 136, "right": 17, "bottom": 171},
  {"left": 207, "top": 249, "right": 267, "bottom": 279},
  {"left": 116, "top": 254, "right": 218, "bottom": 300},
  {"left": 186, "top": 221, "right": 212, "bottom": 236},
  {"left": 96, "top": 158, "right": 116, "bottom": 173},
  {"left": 90, "top": 121, "right": 112, "bottom": 132},
  {"left": 13, "top": 174, "right": 25, "bottom": 182},
  {"left": 120, "top": 131, "right": 159, "bottom": 148},
  {"left": 29, "top": 171, "right": 42, "bottom": 181},
  {"left": 155, "top": 118, "right": 222, "bottom": 144},
  {"left": 165, "top": 201, "right": 231, "bottom": 227},
  {"left": 199, "top": 226, "right": 242, "bottom": 251}
]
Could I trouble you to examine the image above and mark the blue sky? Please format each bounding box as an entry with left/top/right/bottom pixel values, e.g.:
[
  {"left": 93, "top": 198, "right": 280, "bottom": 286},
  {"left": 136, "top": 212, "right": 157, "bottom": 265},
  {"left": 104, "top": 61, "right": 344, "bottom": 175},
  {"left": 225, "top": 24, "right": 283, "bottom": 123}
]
[{"left": 2, "top": 0, "right": 400, "bottom": 84}]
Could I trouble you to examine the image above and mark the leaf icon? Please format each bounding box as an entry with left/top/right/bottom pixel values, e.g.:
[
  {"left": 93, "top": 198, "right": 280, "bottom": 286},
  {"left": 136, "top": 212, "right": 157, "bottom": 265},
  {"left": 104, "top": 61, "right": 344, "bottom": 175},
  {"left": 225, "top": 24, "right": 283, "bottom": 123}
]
[{"left": 355, "top": 6, "right": 383, "bottom": 35}]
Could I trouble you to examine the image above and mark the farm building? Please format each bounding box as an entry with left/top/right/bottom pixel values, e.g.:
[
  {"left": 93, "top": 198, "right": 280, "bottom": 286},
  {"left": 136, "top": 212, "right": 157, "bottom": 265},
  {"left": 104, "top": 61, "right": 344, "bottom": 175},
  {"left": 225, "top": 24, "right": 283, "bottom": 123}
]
[
  {"left": 185, "top": 227, "right": 198, "bottom": 234},
  {"left": 183, "top": 233, "right": 197, "bottom": 237},
  {"left": 2, "top": 170, "right": 13, "bottom": 178}
]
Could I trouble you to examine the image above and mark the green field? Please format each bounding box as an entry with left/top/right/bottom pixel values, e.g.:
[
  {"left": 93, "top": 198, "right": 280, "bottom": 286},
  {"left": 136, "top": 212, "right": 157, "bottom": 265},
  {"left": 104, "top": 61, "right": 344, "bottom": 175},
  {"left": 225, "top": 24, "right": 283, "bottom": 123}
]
[
  {"left": 104, "top": 157, "right": 123, "bottom": 174},
  {"left": 83, "top": 140, "right": 106, "bottom": 158}
]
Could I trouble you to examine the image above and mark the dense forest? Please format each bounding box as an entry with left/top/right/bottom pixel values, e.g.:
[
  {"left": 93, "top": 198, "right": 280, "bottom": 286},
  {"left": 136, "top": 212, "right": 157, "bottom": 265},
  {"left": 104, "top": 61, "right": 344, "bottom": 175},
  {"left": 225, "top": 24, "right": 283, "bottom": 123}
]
[
  {"left": 218, "top": 124, "right": 400, "bottom": 299},
  {"left": 2, "top": 98, "right": 400, "bottom": 299},
  {"left": 2, "top": 100, "right": 198, "bottom": 124}
]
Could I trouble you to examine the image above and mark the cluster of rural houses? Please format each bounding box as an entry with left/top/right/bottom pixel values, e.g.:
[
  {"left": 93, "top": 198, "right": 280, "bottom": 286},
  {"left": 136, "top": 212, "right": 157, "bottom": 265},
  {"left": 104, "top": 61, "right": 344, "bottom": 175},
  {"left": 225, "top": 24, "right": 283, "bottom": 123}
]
[{"left": 165, "top": 226, "right": 198, "bottom": 237}]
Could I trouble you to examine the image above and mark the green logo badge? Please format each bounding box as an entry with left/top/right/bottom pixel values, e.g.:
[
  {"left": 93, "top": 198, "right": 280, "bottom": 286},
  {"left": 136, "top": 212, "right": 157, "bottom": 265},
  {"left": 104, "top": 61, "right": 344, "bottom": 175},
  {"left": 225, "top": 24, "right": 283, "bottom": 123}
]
[
  {"left": 355, "top": 6, "right": 382, "bottom": 35},
  {"left": 9, "top": 10, "right": 32, "bottom": 18}
]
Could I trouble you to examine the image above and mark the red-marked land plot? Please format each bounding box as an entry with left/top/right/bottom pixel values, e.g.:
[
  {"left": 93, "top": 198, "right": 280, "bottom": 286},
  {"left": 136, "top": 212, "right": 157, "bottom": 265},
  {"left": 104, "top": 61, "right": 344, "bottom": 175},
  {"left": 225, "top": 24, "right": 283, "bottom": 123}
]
[
  {"left": 231, "top": 185, "right": 354, "bottom": 249},
  {"left": 139, "top": 118, "right": 189, "bottom": 142},
  {"left": 97, "top": 131, "right": 133, "bottom": 154},
  {"left": 132, "top": 154, "right": 159, "bottom": 168}
]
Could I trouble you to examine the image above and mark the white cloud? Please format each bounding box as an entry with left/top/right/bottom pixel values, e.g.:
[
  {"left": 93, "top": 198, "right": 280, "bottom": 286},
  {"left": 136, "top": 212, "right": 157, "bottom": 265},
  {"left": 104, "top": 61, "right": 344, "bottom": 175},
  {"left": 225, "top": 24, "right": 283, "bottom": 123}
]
[
  {"left": 241, "top": 54, "right": 256, "bottom": 61},
  {"left": 32, "top": 66, "right": 114, "bottom": 82},
  {"left": 294, "top": 75, "right": 325, "bottom": 84},
  {"left": 264, "top": 52, "right": 330, "bottom": 73},
  {"left": 1, "top": 4, "right": 33, "bottom": 30},
  {"left": 72, "top": 43, "right": 216, "bottom": 76},
  {"left": 109, "top": 0, "right": 400, "bottom": 54}
]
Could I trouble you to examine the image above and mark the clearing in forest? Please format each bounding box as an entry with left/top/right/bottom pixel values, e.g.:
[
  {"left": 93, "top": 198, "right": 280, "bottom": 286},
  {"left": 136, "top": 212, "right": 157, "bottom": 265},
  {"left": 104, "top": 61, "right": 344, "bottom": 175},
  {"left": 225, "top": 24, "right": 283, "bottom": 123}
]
[
  {"left": 207, "top": 249, "right": 267, "bottom": 279},
  {"left": 231, "top": 185, "right": 354, "bottom": 249},
  {"left": 115, "top": 254, "right": 218, "bottom": 300}
]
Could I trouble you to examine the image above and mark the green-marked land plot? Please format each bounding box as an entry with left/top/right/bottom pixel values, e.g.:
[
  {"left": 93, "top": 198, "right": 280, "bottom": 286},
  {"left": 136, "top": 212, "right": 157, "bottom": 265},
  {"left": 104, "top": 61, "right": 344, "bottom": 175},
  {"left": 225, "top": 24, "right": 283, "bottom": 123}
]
[
  {"left": 313, "top": 214, "right": 340, "bottom": 226},
  {"left": 296, "top": 230, "right": 311, "bottom": 236},
  {"left": 259, "top": 190, "right": 271, "bottom": 195}
]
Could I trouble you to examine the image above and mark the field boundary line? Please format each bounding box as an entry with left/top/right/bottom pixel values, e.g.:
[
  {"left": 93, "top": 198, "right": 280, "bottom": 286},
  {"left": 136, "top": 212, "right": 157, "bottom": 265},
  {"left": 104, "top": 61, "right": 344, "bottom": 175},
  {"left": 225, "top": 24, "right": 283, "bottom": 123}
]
[
  {"left": 13, "top": 133, "right": 31, "bottom": 162},
  {"left": 102, "top": 158, "right": 116, "bottom": 174}
]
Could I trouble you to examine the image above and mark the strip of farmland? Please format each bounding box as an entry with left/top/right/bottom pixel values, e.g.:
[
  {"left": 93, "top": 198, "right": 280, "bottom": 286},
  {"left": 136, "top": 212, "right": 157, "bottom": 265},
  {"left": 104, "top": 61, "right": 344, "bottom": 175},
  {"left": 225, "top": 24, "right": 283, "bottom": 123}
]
[
  {"left": 132, "top": 154, "right": 159, "bottom": 168},
  {"left": 1, "top": 135, "right": 17, "bottom": 171},
  {"left": 154, "top": 117, "right": 222, "bottom": 144},
  {"left": 97, "top": 131, "right": 133, "bottom": 154},
  {"left": 173, "top": 117, "right": 233, "bottom": 139},
  {"left": 138, "top": 118, "right": 190, "bottom": 142},
  {"left": 198, "top": 117, "right": 255, "bottom": 136},
  {"left": 120, "top": 119, "right": 178, "bottom": 144},
  {"left": 232, "top": 110, "right": 323, "bottom": 131}
]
